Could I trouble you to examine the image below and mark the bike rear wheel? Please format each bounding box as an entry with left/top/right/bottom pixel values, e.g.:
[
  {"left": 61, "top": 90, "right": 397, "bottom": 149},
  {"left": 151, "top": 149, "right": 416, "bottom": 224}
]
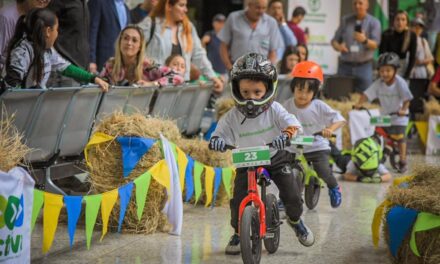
[
  {"left": 240, "top": 206, "right": 262, "bottom": 264},
  {"left": 264, "top": 194, "right": 280, "bottom": 254},
  {"left": 305, "top": 176, "right": 321, "bottom": 210}
]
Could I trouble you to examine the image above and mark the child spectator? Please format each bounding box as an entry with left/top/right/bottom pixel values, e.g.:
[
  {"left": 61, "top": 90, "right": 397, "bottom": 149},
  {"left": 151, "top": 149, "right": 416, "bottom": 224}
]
[
  {"left": 4, "top": 8, "right": 108, "bottom": 91},
  {"left": 144, "top": 54, "right": 185, "bottom": 87},
  {"left": 283, "top": 61, "right": 345, "bottom": 208},
  {"left": 278, "top": 46, "right": 300, "bottom": 74},
  {"left": 355, "top": 52, "right": 413, "bottom": 172},
  {"left": 209, "top": 53, "right": 314, "bottom": 255}
]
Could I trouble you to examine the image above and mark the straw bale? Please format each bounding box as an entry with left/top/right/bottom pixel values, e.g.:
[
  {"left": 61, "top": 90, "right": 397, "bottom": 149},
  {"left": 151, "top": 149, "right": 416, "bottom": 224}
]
[
  {"left": 324, "top": 94, "right": 379, "bottom": 149},
  {"left": 87, "top": 112, "right": 182, "bottom": 234},
  {"left": 215, "top": 97, "right": 235, "bottom": 120},
  {"left": 177, "top": 138, "right": 233, "bottom": 206},
  {"left": 0, "top": 111, "right": 30, "bottom": 172},
  {"left": 382, "top": 164, "right": 440, "bottom": 263}
]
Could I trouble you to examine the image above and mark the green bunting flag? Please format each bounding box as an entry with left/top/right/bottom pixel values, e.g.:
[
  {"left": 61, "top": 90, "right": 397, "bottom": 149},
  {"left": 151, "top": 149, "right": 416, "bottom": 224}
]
[
  {"left": 222, "top": 168, "right": 233, "bottom": 198},
  {"left": 84, "top": 194, "right": 102, "bottom": 250},
  {"left": 134, "top": 171, "right": 152, "bottom": 221},
  {"left": 410, "top": 212, "right": 440, "bottom": 256},
  {"left": 193, "top": 161, "right": 203, "bottom": 204},
  {"left": 31, "top": 189, "right": 44, "bottom": 231}
]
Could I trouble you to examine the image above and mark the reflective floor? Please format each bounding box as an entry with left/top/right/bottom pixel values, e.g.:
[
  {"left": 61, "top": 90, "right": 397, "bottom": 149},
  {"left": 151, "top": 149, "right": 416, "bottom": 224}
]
[{"left": 31, "top": 155, "right": 438, "bottom": 264}]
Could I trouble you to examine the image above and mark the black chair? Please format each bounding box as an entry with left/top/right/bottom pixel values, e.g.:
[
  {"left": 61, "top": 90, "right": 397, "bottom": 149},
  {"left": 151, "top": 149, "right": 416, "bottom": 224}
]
[{"left": 323, "top": 75, "right": 355, "bottom": 101}]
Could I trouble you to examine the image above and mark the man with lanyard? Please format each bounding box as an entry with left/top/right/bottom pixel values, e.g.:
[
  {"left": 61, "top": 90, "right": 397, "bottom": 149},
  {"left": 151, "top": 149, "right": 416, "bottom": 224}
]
[
  {"left": 218, "top": 0, "right": 283, "bottom": 71},
  {"left": 331, "top": 0, "right": 381, "bottom": 92}
]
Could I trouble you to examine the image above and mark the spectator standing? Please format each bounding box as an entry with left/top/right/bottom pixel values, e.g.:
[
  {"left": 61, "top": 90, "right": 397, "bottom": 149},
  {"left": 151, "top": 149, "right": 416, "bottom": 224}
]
[
  {"left": 138, "top": 0, "right": 223, "bottom": 93},
  {"left": 218, "top": 0, "right": 283, "bottom": 70},
  {"left": 88, "top": 0, "right": 150, "bottom": 73},
  {"left": 379, "top": 10, "right": 417, "bottom": 79},
  {"left": 410, "top": 18, "right": 434, "bottom": 79},
  {"left": 0, "top": 0, "right": 51, "bottom": 72},
  {"left": 287, "top": 6, "right": 307, "bottom": 46},
  {"left": 4, "top": 8, "right": 108, "bottom": 91},
  {"left": 267, "top": 0, "right": 297, "bottom": 60},
  {"left": 331, "top": 0, "right": 381, "bottom": 93},
  {"left": 201, "top": 14, "right": 227, "bottom": 75}
]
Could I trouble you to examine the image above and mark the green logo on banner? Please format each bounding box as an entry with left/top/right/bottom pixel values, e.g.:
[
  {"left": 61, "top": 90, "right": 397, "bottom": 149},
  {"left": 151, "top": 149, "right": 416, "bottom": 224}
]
[
  {"left": 308, "top": 0, "right": 321, "bottom": 12},
  {"left": 0, "top": 194, "right": 24, "bottom": 257}
]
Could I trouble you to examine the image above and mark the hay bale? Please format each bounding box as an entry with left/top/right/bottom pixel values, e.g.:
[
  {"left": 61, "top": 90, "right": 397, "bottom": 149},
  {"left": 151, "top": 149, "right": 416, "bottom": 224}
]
[
  {"left": 383, "top": 164, "right": 440, "bottom": 263},
  {"left": 216, "top": 97, "right": 235, "bottom": 120},
  {"left": 87, "top": 112, "right": 181, "bottom": 234},
  {"left": 0, "top": 112, "right": 30, "bottom": 172},
  {"left": 177, "top": 138, "right": 233, "bottom": 206},
  {"left": 324, "top": 94, "right": 379, "bottom": 149}
]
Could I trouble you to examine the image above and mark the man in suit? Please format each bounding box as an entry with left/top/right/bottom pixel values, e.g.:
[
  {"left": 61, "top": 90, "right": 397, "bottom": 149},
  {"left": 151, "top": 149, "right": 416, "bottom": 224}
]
[{"left": 88, "top": 0, "right": 151, "bottom": 73}]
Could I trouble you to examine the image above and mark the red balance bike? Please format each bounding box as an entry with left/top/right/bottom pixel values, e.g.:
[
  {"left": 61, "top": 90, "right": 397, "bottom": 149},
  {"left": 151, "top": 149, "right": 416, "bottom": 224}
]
[{"left": 226, "top": 143, "right": 282, "bottom": 264}]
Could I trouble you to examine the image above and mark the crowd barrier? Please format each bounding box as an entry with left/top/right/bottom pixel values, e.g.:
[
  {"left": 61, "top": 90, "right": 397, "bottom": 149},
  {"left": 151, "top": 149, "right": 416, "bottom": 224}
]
[{"left": 0, "top": 83, "right": 214, "bottom": 195}]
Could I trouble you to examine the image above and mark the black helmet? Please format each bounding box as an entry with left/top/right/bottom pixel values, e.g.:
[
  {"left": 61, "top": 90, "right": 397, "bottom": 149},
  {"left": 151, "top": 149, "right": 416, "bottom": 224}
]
[
  {"left": 230, "top": 53, "right": 278, "bottom": 118},
  {"left": 377, "top": 52, "right": 400, "bottom": 69}
]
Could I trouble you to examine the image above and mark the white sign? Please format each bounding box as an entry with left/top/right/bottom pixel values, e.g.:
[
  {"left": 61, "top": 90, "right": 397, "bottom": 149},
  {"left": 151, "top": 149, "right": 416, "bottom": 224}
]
[
  {"left": 0, "top": 167, "right": 34, "bottom": 264},
  {"left": 288, "top": 0, "right": 341, "bottom": 74}
]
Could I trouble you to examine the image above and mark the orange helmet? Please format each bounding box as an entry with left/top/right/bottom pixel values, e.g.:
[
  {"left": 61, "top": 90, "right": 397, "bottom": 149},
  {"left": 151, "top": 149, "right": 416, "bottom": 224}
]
[{"left": 291, "top": 61, "right": 324, "bottom": 84}]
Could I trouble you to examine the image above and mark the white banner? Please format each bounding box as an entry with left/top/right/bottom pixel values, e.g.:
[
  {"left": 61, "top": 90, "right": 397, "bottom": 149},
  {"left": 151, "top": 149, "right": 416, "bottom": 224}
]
[
  {"left": 0, "top": 167, "right": 34, "bottom": 264},
  {"left": 287, "top": 0, "right": 341, "bottom": 74},
  {"left": 348, "top": 109, "right": 380, "bottom": 145},
  {"left": 426, "top": 115, "right": 440, "bottom": 155}
]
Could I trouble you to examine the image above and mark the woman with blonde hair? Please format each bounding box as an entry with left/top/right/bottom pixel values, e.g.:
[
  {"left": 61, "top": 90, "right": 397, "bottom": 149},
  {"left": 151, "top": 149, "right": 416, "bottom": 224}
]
[
  {"left": 100, "top": 24, "right": 155, "bottom": 86},
  {"left": 138, "top": 0, "right": 223, "bottom": 93}
]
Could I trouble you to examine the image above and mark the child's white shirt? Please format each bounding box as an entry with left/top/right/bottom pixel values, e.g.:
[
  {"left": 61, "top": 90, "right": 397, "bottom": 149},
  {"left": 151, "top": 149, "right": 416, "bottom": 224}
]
[
  {"left": 282, "top": 99, "right": 346, "bottom": 153},
  {"left": 212, "top": 102, "right": 302, "bottom": 157},
  {"left": 364, "top": 75, "right": 414, "bottom": 126}
]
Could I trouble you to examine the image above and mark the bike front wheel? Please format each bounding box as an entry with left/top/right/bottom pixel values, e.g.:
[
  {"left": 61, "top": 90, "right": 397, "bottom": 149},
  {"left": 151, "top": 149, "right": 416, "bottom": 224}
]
[
  {"left": 240, "top": 206, "right": 262, "bottom": 264},
  {"left": 305, "top": 176, "right": 321, "bottom": 210},
  {"left": 264, "top": 194, "right": 280, "bottom": 254}
]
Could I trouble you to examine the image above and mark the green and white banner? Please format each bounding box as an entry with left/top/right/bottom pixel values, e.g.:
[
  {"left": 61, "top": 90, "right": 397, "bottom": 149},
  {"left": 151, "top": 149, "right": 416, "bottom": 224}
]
[{"left": 288, "top": 0, "right": 341, "bottom": 74}]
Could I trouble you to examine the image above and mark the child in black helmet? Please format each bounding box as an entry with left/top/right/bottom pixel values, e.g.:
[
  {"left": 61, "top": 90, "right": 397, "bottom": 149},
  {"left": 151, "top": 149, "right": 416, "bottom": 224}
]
[
  {"left": 209, "top": 52, "right": 315, "bottom": 255},
  {"left": 355, "top": 52, "right": 414, "bottom": 172}
]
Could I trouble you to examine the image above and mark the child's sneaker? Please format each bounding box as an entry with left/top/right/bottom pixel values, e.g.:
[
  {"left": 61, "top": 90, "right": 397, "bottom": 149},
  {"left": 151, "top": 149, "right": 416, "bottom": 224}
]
[
  {"left": 287, "top": 218, "right": 315, "bottom": 247},
  {"left": 225, "top": 234, "right": 240, "bottom": 255},
  {"left": 398, "top": 160, "right": 408, "bottom": 173},
  {"left": 329, "top": 186, "right": 342, "bottom": 208}
]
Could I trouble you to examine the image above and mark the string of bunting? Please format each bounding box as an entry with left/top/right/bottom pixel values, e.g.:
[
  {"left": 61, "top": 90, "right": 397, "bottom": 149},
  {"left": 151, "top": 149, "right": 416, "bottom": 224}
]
[
  {"left": 371, "top": 176, "right": 440, "bottom": 258},
  {"left": 31, "top": 132, "right": 235, "bottom": 254}
]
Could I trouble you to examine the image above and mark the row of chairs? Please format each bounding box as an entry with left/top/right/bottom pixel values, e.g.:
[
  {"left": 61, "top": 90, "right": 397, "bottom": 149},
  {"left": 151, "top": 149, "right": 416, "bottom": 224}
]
[{"left": 0, "top": 83, "right": 213, "bottom": 195}]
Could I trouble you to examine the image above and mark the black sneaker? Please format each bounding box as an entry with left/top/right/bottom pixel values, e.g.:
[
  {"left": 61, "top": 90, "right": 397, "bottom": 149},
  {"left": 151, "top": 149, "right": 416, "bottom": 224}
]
[
  {"left": 398, "top": 160, "right": 408, "bottom": 173},
  {"left": 225, "top": 234, "right": 240, "bottom": 255}
]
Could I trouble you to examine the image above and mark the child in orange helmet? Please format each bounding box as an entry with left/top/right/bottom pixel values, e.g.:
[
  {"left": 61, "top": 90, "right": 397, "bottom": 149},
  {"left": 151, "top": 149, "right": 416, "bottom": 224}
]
[{"left": 283, "top": 61, "right": 345, "bottom": 208}]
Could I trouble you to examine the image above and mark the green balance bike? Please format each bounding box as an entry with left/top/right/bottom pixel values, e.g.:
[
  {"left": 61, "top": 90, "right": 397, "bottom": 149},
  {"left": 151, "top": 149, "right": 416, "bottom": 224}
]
[{"left": 290, "top": 132, "right": 336, "bottom": 210}]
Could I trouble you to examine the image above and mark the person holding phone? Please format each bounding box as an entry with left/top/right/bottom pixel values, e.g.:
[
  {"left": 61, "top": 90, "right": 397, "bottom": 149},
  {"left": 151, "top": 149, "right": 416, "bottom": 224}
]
[{"left": 331, "top": 0, "right": 381, "bottom": 92}]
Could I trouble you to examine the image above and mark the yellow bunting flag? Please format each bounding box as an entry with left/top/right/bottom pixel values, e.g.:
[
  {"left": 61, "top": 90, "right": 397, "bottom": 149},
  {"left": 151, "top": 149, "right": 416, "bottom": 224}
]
[
  {"left": 100, "top": 189, "right": 119, "bottom": 241},
  {"left": 415, "top": 121, "right": 428, "bottom": 146},
  {"left": 372, "top": 199, "right": 392, "bottom": 247},
  {"left": 84, "top": 132, "right": 115, "bottom": 167},
  {"left": 204, "top": 166, "right": 215, "bottom": 207},
  {"left": 176, "top": 147, "right": 188, "bottom": 190},
  {"left": 393, "top": 175, "right": 414, "bottom": 187},
  {"left": 42, "top": 192, "right": 64, "bottom": 254},
  {"left": 150, "top": 159, "right": 171, "bottom": 192}
]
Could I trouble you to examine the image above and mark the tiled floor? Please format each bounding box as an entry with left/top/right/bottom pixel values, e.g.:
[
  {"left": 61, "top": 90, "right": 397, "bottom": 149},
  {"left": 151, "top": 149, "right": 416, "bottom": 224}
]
[{"left": 30, "top": 155, "right": 438, "bottom": 264}]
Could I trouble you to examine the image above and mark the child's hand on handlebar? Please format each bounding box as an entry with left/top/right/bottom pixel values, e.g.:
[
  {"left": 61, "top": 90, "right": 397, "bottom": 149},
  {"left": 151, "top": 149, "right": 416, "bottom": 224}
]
[
  {"left": 209, "top": 136, "right": 226, "bottom": 152},
  {"left": 272, "top": 133, "right": 289, "bottom": 150},
  {"left": 398, "top": 109, "right": 408, "bottom": 116},
  {"left": 321, "top": 128, "right": 334, "bottom": 139}
]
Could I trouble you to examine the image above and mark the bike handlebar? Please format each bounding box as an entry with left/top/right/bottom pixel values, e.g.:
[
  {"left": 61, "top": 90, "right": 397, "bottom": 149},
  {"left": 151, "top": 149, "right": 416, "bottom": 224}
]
[
  {"left": 352, "top": 106, "right": 409, "bottom": 117},
  {"left": 313, "top": 131, "right": 337, "bottom": 139}
]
